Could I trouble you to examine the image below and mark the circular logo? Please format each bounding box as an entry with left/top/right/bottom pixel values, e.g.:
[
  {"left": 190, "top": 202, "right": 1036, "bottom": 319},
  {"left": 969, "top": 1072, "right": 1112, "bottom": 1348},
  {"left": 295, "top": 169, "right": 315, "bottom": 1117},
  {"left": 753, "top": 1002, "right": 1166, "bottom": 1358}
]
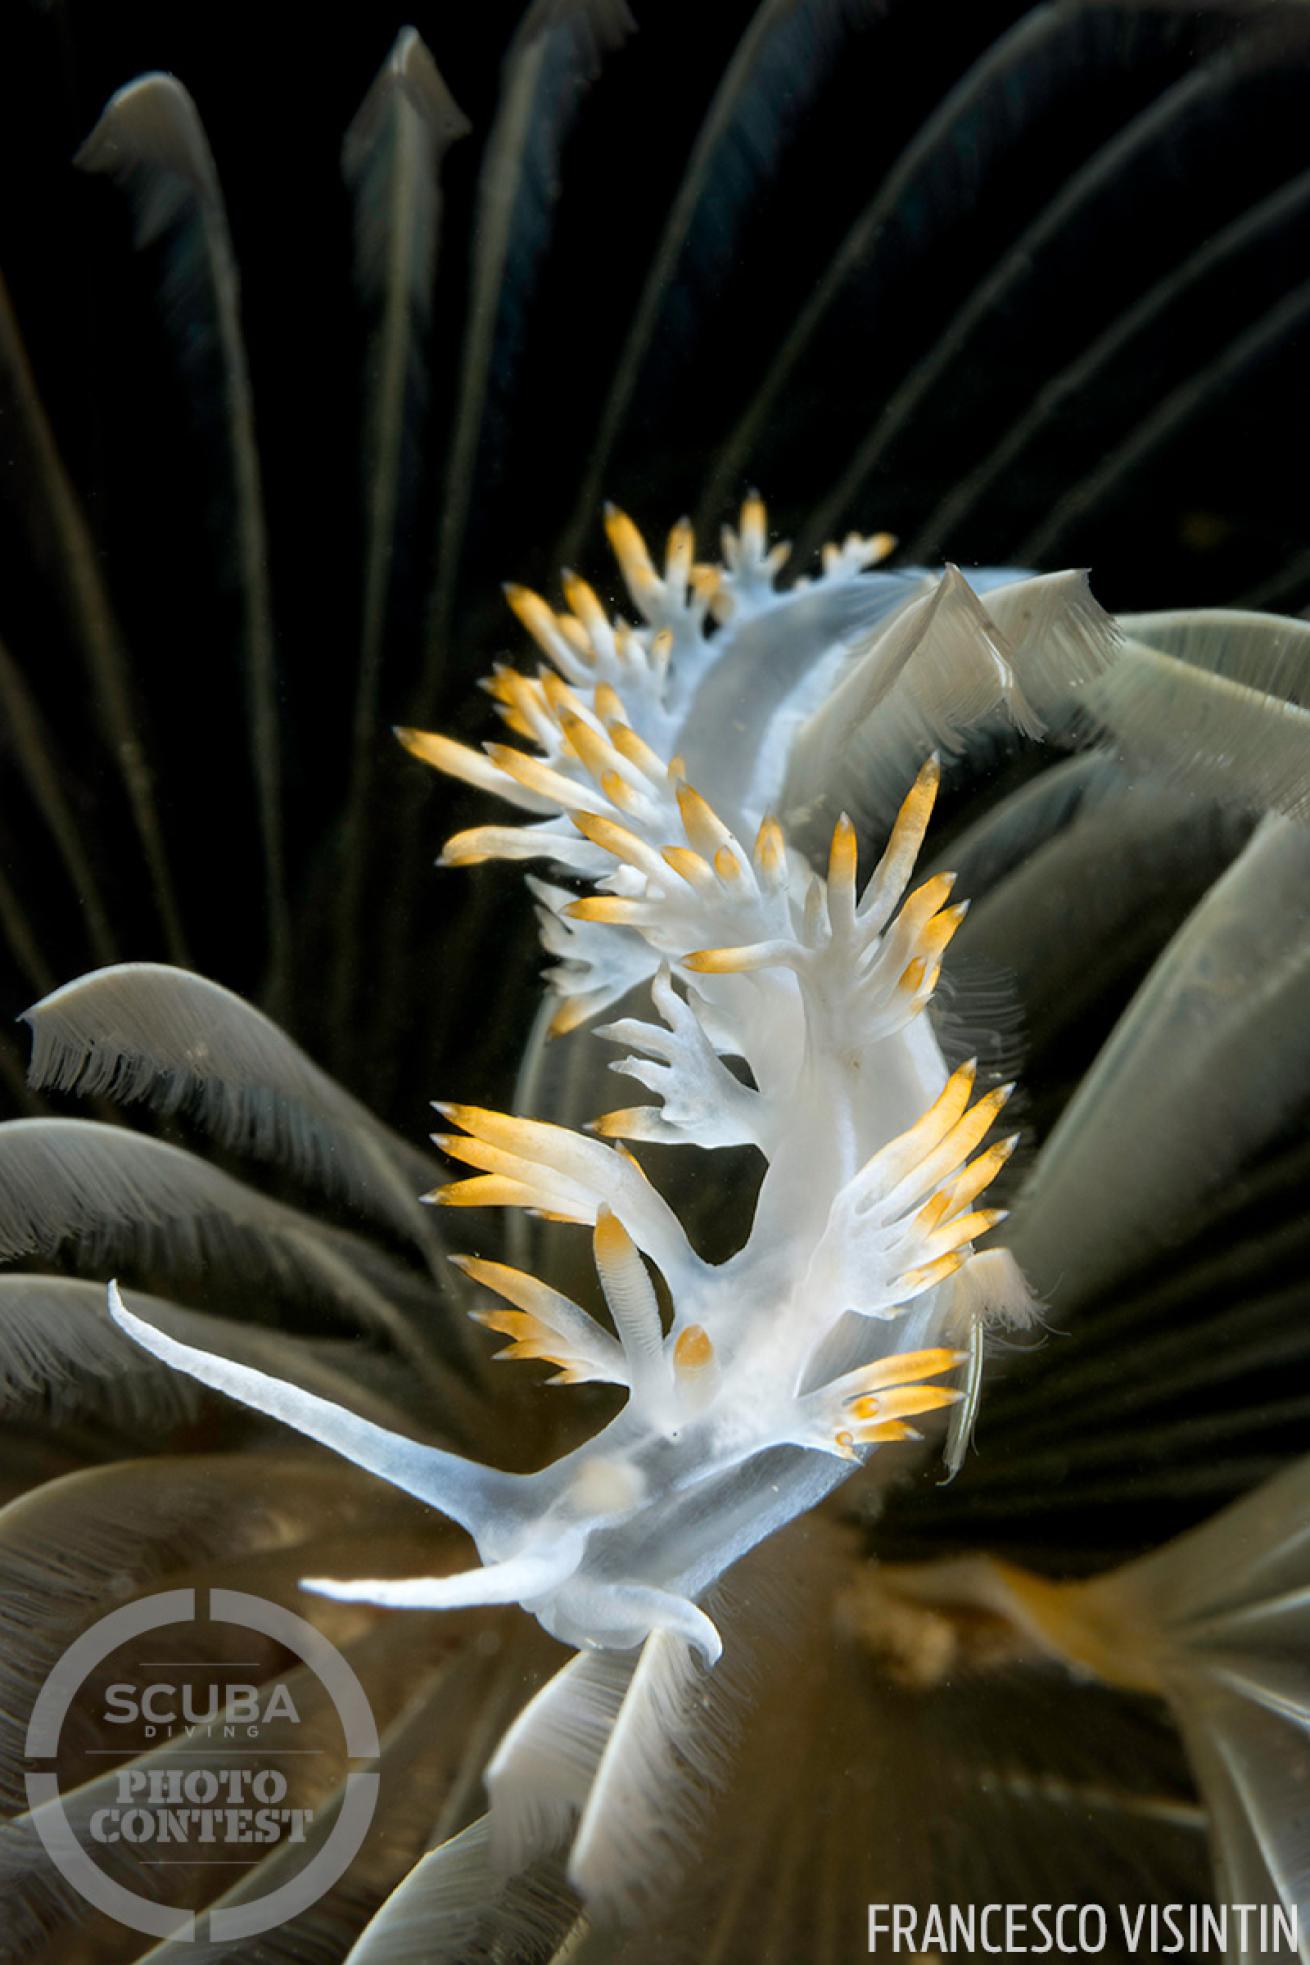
[{"left": 24, "top": 1588, "right": 379, "bottom": 1941}]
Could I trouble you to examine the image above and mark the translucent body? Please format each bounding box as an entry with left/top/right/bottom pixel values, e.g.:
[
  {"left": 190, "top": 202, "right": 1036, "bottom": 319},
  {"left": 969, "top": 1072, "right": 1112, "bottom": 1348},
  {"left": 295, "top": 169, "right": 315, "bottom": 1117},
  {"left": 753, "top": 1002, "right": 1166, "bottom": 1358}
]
[{"left": 109, "top": 500, "right": 1114, "bottom": 1663}]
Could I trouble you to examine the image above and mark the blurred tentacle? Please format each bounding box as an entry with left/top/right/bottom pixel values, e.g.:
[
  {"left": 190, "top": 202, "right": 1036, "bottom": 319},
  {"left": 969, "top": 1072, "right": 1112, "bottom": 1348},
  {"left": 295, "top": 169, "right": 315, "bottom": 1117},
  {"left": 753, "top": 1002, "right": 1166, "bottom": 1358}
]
[
  {"left": 0, "top": 864, "right": 55, "bottom": 1004},
  {"left": 1019, "top": 271, "right": 1310, "bottom": 565},
  {"left": 20, "top": 961, "right": 489, "bottom": 1383},
  {"left": 121, "top": 1637, "right": 508, "bottom": 1965},
  {"left": 77, "top": 75, "right": 288, "bottom": 995},
  {"left": 1236, "top": 546, "right": 1310, "bottom": 615},
  {"left": 557, "top": 0, "right": 880, "bottom": 571},
  {"left": 0, "top": 273, "right": 186, "bottom": 963},
  {"left": 23, "top": 963, "right": 440, "bottom": 1242},
  {"left": 566, "top": 1628, "right": 731, "bottom": 1920},
  {"left": 0, "top": 1275, "right": 204, "bottom": 1433},
  {"left": 1084, "top": 610, "right": 1310, "bottom": 823},
  {"left": 0, "top": 1452, "right": 400, "bottom": 1808},
  {"left": 1007, "top": 815, "right": 1310, "bottom": 1313},
  {"left": 901, "top": 1115, "right": 1310, "bottom": 1558},
  {"left": 345, "top": 1813, "right": 577, "bottom": 1963},
  {"left": 560, "top": 1519, "right": 1204, "bottom": 1961},
  {"left": 0, "top": 1116, "right": 465, "bottom": 1396},
  {"left": 956, "top": 771, "right": 1252, "bottom": 1140},
  {"left": 0, "top": 1036, "right": 41, "bottom": 1119},
  {"left": 1, "top": 1613, "right": 433, "bottom": 1955},
  {"left": 884, "top": 1457, "right": 1310, "bottom": 1957},
  {"left": 0, "top": 1274, "right": 424, "bottom": 1436},
  {"left": 697, "top": 1, "right": 1102, "bottom": 532},
  {"left": 926, "top": 752, "right": 1118, "bottom": 895},
  {"left": 0, "top": 633, "right": 116, "bottom": 967},
  {"left": 801, "top": 44, "right": 1244, "bottom": 565},
  {"left": 910, "top": 159, "right": 1310, "bottom": 560},
  {"left": 418, "top": 0, "right": 636, "bottom": 721},
  {"left": 486, "top": 1650, "right": 637, "bottom": 1872},
  {"left": 333, "top": 30, "right": 471, "bottom": 1036},
  {"left": 426, "top": 1616, "right": 555, "bottom": 1853},
  {"left": 780, "top": 568, "right": 1119, "bottom": 844}
]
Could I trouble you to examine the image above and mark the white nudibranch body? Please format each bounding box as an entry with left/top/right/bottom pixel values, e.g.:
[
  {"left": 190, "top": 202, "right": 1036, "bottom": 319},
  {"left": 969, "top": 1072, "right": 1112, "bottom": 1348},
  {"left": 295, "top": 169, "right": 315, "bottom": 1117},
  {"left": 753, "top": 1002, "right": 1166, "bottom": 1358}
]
[{"left": 110, "top": 496, "right": 1114, "bottom": 1672}]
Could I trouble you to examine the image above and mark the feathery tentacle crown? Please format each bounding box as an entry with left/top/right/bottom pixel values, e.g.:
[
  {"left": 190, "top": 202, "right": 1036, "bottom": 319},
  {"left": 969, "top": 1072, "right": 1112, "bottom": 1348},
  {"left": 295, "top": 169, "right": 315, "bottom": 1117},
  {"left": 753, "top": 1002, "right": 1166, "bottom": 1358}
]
[{"left": 113, "top": 497, "right": 1046, "bottom": 1671}]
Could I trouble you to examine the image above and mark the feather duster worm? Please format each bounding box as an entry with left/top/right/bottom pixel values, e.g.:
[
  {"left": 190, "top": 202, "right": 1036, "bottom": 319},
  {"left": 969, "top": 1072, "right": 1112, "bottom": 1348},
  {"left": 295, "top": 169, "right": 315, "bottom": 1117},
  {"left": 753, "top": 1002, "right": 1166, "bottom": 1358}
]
[{"left": 7, "top": 5, "right": 1310, "bottom": 1962}]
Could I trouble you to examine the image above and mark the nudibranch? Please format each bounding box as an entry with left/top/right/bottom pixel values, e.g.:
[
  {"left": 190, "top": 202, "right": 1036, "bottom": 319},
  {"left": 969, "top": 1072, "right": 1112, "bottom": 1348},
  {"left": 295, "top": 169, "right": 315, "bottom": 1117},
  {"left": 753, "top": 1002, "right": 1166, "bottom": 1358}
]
[{"left": 111, "top": 497, "right": 1129, "bottom": 1668}]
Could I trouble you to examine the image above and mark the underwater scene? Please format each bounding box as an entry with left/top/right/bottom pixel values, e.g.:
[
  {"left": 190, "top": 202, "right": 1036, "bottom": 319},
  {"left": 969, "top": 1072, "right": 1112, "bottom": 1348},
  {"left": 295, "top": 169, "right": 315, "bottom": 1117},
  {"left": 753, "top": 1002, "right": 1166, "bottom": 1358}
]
[{"left": 2, "top": 1, "right": 1310, "bottom": 1959}]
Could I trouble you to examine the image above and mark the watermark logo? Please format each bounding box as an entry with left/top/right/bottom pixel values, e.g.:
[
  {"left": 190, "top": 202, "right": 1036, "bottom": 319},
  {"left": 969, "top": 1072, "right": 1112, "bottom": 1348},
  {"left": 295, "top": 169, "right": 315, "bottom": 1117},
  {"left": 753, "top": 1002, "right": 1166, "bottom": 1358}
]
[
  {"left": 866, "top": 1902, "right": 1302, "bottom": 1955},
  {"left": 24, "top": 1587, "right": 379, "bottom": 1942}
]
